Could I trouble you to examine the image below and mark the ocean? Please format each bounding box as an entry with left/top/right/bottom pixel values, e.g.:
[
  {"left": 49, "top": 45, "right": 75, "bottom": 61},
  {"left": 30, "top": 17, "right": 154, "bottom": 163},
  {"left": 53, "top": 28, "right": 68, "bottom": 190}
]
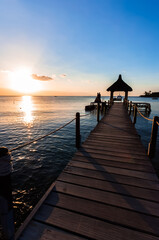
[{"left": 0, "top": 96, "right": 159, "bottom": 228}]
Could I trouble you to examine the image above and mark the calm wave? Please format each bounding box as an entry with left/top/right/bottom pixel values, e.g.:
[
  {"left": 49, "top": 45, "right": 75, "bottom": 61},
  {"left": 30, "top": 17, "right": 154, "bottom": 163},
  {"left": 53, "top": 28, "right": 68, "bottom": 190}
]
[{"left": 0, "top": 96, "right": 159, "bottom": 228}]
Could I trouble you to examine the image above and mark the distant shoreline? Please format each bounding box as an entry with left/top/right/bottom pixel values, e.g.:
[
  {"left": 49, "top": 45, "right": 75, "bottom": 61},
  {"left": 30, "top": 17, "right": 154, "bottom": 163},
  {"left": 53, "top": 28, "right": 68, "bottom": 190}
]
[{"left": 140, "top": 92, "right": 159, "bottom": 98}]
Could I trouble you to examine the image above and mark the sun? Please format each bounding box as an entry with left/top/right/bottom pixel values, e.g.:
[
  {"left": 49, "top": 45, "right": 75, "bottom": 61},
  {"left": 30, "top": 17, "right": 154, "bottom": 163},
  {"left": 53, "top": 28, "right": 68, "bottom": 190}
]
[{"left": 9, "top": 67, "right": 42, "bottom": 94}]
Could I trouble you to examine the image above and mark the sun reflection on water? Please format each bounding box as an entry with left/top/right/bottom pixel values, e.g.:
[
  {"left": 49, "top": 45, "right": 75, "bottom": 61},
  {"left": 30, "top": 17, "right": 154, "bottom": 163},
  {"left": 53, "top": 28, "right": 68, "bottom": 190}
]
[{"left": 21, "top": 96, "right": 34, "bottom": 126}]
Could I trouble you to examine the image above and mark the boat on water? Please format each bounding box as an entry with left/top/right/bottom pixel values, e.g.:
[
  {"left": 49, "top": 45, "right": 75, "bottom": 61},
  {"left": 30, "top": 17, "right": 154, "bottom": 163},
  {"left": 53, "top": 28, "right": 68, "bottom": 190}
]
[
  {"left": 85, "top": 92, "right": 101, "bottom": 111},
  {"left": 85, "top": 104, "right": 96, "bottom": 111},
  {"left": 113, "top": 95, "right": 122, "bottom": 101}
]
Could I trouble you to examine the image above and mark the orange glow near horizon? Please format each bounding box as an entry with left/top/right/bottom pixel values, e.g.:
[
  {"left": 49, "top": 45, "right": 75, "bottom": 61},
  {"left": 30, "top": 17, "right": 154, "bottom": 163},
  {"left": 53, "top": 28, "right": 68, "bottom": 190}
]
[{"left": 9, "top": 67, "right": 42, "bottom": 94}]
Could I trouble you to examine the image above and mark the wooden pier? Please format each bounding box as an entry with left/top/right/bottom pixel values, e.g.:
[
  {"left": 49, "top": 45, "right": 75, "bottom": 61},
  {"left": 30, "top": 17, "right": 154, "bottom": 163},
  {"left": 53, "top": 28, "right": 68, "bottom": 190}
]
[{"left": 16, "top": 102, "right": 159, "bottom": 240}]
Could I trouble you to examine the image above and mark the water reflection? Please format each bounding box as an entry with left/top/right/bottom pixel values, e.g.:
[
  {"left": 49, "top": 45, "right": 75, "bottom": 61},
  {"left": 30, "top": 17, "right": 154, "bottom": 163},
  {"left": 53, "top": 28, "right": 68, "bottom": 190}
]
[{"left": 21, "top": 96, "right": 34, "bottom": 125}]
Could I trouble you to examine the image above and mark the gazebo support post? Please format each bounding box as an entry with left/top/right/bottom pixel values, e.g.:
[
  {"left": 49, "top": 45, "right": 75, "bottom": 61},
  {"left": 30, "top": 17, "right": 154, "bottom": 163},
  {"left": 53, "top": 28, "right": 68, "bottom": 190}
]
[
  {"left": 125, "top": 91, "right": 128, "bottom": 101},
  {"left": 110, "top": 91, "right": 114, "bottom": 101}
]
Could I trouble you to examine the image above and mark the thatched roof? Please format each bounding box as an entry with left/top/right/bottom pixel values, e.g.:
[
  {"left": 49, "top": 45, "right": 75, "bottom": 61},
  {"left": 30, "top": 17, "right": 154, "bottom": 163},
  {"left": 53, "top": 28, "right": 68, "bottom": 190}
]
[{"left": 107, "top": 74, "right": 133, "bottom": 92}]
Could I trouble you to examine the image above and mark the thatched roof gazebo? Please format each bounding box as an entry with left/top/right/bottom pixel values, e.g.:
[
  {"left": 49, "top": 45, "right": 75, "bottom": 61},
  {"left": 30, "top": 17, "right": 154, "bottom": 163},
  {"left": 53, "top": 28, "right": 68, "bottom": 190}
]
[{"left": 107, "top": 74, "right": 133, "bottom": 101}]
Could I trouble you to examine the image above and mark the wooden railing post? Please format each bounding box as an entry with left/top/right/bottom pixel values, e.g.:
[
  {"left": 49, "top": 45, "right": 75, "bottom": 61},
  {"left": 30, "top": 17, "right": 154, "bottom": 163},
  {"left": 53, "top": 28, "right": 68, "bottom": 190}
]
[
  {"left": 133, "top": 104, "right": 137, "bottom": 124},
  {"left": 129, "top": 101, "right": 132, "bottom": 116},
  {"left": 148, "top": 116, "right": 159, "bottom": 158},
  {"left": 104, "top": 101, "right": 107, "bottom": 115},
  {"left": 0, "top": 147, "right": 14, "bottom": 240},
  {"left": 97, "top": 103, "right": 100, "bottom": 122},
  {"left": 101, "top": 102, "right": 104, "bottom": 112},
  {"left": 125, "top": 100, "right": 128, "bottom": 110},
  {"left": 76, "top": 112, "right": 80, "bottom": 148}
]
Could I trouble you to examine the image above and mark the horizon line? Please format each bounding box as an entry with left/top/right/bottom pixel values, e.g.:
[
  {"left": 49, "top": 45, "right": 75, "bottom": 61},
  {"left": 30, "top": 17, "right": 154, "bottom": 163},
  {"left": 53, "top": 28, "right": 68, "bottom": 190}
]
[{"left": 0, "top": 95, "right": 140, "bottom": 97}]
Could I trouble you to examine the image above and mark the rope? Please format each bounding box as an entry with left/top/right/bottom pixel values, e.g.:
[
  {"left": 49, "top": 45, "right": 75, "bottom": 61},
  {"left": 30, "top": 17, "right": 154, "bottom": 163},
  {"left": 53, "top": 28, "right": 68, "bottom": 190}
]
[
  {"left": 80, "top": 112, "right": 92, "bottom": 117},
  {"left": 136, "top": 107, "right": 153, "bottom": 122},
  {"left": 80, "top": 109, "right": 96, "bottom": 117},
  {"left": 9, "top": 108, "right": 96, "bottom": 152},
  {"left": 10, "top": 118, "right": 76, "bottom": 152}
]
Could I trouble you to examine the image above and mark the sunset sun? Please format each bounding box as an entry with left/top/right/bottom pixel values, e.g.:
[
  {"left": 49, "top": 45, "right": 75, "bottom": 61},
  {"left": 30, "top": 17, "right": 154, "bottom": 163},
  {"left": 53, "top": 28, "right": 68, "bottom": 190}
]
[{"left": 9, "top": 67, "right": 42, "bottom": 94}]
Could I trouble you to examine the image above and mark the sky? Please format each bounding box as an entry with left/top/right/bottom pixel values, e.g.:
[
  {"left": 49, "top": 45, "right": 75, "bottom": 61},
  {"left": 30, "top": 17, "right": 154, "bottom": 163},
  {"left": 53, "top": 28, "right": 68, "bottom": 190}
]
[{"left": 0, "top": 0, "right": 159, "bottom": 96}]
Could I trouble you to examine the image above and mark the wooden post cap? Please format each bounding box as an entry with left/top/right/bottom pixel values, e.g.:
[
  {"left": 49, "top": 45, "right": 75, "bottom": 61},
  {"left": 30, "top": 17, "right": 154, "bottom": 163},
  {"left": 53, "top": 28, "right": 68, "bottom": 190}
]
[
  {"left": 0, "top": 147, "right": 12, "bottom": 176},
  {"left": 0, "top": 147, "right": 9, "bottom": 157}
]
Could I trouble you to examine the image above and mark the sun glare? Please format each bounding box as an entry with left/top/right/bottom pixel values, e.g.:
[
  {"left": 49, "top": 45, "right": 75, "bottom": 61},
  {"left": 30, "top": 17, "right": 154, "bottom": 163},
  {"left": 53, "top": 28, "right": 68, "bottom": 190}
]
[
  {"left": 10, "top": 67, "right": 42, "bottom": 94},
  {"left": 21, "top": 96, "right": 34, "bottom": 125}
]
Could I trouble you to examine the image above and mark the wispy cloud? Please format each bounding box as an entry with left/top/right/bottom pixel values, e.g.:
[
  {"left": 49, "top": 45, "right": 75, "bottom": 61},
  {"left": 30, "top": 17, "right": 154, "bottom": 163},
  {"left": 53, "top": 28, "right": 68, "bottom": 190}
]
[
  {"left": 31, "top": 74, "right": 53, "bottom": 81},
  {"left": 59, "top": 74, "right": 67, "bottom": 78}
]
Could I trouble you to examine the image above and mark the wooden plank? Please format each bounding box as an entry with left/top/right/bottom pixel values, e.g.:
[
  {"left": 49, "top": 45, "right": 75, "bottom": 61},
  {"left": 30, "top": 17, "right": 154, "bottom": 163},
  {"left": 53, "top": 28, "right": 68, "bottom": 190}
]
[
  {"left": 86, "top": 133, "right": 143, "bottom": 141},
  {"left": 89, "top": 132, "right": 140, "bottom": 139},
  {"left": 78, "top": 147, "right": 148, "bottom": 160},
  {"left": 18, "top": 220, "right": 85, "bottom": 240},
  {"left": 85, "top": 138, "right": 145, "bottom": 149},
  {"left": 68, "top": 161, "right": 158, "bottom": 181},
  {"left": 64, "top": 165, "right": 159, "bottom": 190},
  {"left": 91, "top": 135, "right": 139, "bottom": 140},
  {"left": 75, "top": 151, "right": 151, "bottom": 166},
  {"left": 82, "top": 143, "right": 147, "bottom": 156},
  {"left": 76, "top": 146, "right": 150, "bottom": 161},
  {"left": 54, "top": 181, "right": 159, "bottom": 217},
  {"left": 34, "top": 204, "right": 158, "bottom": 240},
  {"left": 45, "top": 191, "right": 159, "bottom": 236},
  {"left": 89, "top": 132, "right": 140, "bottom": 140},
  {"left": 93, "top": 123, "right": 138, "bottom": 130},
  {"left": 84, "top": 138, "right": 145, "bottom": 151},
  {"left": 71, "top": 155, "right": 155, "bottom": 173},
  {"left": 58, "top": 172, "right": 159, "bottom": 202}
]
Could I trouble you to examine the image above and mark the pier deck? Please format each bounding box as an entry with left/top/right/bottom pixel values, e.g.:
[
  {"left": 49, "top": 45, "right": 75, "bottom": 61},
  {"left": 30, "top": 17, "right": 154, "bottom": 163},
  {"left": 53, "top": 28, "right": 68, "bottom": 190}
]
[{"left": 17, "top": 103, "right": 159, "bottom": 240}]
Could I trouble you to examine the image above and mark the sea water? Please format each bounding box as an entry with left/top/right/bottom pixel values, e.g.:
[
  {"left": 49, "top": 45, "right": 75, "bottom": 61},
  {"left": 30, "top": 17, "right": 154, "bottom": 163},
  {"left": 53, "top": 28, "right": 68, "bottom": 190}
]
[{"left": 0, "top": 96, "right": 159, "bottom": 227}]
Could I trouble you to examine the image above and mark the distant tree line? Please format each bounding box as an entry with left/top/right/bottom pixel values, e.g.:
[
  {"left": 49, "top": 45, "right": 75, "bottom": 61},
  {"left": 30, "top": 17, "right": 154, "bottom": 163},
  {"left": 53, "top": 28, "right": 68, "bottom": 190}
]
[
  {"left": 140, "top": 91, "right": 159, "bottom": 98},
  {"left": 144, "top": 91, "right": 152, "bottom": 96}
]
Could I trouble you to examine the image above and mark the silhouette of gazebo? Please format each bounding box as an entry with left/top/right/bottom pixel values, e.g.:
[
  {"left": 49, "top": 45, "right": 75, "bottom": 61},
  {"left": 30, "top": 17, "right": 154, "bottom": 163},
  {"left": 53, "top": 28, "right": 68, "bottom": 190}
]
[{"left": 107, "top": 74, "right": 132, "bottom": 101}]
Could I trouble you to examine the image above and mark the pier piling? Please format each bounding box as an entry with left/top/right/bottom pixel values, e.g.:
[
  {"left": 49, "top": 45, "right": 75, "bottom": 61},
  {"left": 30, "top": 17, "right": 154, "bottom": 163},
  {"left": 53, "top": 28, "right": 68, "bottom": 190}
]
[
  {"left": 0, "top": 147, "right": 14, "bottom": 240},
  {"left": 133, "top": 104, "right": 137, "bottom": 124},
  {"left": 148, "top": 116, "right": 159, "bottom": 158},
  {"left": 97, "top": 102, "right": 100, "bottom": 122},
  {"left": 76, "top": 112, "right": 80, "bottom": 148},
  {"left": 129, "top": 101, "right": 132, "bottom": 116}
]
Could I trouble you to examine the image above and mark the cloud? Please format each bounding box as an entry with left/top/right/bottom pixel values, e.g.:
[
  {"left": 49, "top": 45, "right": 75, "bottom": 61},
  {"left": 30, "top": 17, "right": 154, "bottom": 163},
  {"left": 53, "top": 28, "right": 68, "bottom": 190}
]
[
  {"left": 0, "top": 70, "right": 11, "bottom": 73},
  {"left": 59, "top": 74, "right": 67, "bottom": 78},
  {"left": 31, "top": 74, "right": 53, "bottom": 81}
]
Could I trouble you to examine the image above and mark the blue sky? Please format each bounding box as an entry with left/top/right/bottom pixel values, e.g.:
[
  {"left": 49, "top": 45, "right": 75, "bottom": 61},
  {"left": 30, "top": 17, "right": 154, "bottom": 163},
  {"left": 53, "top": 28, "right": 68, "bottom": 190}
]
[{"left": 0, "top": 0, "right": 159, "bottom": 95}]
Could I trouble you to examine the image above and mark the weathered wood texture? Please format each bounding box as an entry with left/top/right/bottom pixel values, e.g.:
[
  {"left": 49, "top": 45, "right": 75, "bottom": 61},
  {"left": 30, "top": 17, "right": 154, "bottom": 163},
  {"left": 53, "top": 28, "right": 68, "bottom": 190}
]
[{"left": 17, "top": 103, "right": 159, "bottom": 240}]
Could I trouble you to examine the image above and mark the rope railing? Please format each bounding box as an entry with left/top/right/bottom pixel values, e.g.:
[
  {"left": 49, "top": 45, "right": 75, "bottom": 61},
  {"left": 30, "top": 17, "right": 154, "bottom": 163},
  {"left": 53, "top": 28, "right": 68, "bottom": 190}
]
[
  {"left": 80, "top": 113, "right": 91, "bottom": 117},
  {"left": 136, "top": 107, "right": 153, "bottom": 122},
  {"left": 127, "top": 102, "right": 159, "bottom": 159},
  {"left": 10, "top": 118, "right": 76, "bottom": 152},
  {"left": 10, "top": 108, "right": 97, "bottom": 153},
  {"left": 80, "top": 109, "right": 95, "bottom": 117}
]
